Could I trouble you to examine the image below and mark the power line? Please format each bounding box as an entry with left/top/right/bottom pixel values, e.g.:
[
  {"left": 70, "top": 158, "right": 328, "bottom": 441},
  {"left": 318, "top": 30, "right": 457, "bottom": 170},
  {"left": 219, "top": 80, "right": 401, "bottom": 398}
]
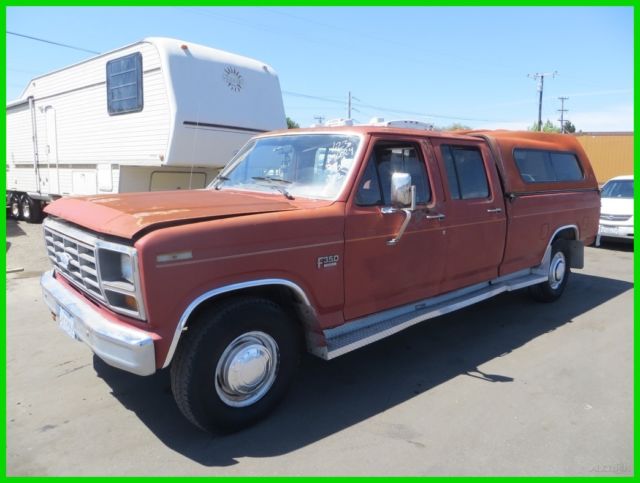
[
  {"left": 282, "top": 90, "right": 345, "bottom": 105},
  {"left": 353, "top": 98, "right": 503, "bottom": 123},
  {"left": 7, "top": 31, "right": 100, "bottom": 55},
  {"left": 285, "top": 89, "right": 504, "bottom": 123}
]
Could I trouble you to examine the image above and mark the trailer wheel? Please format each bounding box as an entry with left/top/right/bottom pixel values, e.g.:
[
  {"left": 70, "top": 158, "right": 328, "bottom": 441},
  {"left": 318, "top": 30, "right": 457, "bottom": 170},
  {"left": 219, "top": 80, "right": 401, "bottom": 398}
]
[
  {"left": 170, "top": 297, "right": 301, "bottom": 433},
  {"left": 9, "top": 194, "right": 21, "bottom": 219},
  {"left": 529, "top": 242, "right": 570, "bottom": 303},
  {"left": 20, "top": 194, "right": 43, "bottom": 223}
]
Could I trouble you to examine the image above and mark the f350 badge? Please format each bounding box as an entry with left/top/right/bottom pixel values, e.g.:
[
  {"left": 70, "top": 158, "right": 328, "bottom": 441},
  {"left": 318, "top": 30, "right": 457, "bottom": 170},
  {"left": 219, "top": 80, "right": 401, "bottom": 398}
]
[{"left": 317, "top": 255, "right": 339, "bottom": 269}]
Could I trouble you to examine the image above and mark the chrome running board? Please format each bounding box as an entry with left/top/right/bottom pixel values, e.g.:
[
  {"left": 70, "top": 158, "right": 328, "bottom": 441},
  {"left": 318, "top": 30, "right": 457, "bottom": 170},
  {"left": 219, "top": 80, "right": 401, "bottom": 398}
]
[{"left": 316, "top": 270, "right": 547, "bottom": 360}]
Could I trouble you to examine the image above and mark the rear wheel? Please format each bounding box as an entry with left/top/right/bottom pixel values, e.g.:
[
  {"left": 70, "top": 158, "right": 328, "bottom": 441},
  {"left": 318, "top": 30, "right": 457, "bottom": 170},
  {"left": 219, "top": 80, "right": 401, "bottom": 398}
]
[
  {"left": 529, "top": 242, "right": 570, "bottom": 302},
  {"left": 9, "top": 194, "right": 21, "bottom": 219},
  {"left": 170, "top": 297, "right": 300, "bottom": 433},
  {"left": 20, "top": 194, "right": 43, "bottom": 223}
]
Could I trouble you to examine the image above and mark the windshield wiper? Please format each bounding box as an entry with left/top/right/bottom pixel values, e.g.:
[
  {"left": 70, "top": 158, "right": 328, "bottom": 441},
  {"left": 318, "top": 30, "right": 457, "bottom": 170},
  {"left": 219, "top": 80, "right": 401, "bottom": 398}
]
[
  {"left": 251, "top": 176, "right": 295, "bottom": 200},
  {"left": 252, "top": 176, "right": 292, "bottom": 184}
]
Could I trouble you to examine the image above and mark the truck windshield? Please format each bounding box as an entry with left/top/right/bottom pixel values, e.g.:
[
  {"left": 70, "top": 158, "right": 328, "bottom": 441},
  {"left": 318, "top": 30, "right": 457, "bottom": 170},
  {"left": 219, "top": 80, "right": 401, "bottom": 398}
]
[
  {"left": 601, "top": 179, "right": 633, "bottom": 199},
  {"left": 211, "top": 134, "right": 361, "bottom": 200}
]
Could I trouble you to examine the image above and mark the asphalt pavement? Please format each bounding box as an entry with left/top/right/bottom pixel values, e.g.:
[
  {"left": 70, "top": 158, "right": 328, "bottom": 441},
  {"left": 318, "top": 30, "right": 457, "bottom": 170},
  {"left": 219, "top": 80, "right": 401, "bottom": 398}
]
[{"left": 6, "top": 219, "right": 634, "bottom": 476}]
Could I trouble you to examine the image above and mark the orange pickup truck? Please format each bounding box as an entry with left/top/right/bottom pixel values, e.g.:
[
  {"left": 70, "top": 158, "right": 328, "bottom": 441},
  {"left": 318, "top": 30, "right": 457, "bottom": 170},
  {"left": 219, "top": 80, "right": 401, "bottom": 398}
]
[{"left": 41, "top": 126, "right": 600, "bottom": 432}]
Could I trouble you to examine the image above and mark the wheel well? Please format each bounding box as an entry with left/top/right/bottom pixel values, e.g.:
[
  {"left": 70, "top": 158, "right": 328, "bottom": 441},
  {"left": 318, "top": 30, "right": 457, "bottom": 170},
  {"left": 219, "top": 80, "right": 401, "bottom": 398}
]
[
  {"left": 552, "top": 226, "right": 577, "bottom": 243},
  {"left": 550, "top": 226, "right": 583, "bottom": 269},
  {"left": 184, "top": 285, "right": 313, "bottom": 345}
]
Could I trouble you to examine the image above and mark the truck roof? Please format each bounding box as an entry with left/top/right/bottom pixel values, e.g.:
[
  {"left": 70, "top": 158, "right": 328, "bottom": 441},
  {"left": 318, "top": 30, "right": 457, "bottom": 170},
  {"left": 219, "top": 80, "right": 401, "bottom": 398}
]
[
  {"left": 258, "top": 126, "right": 582, "bottom": 149},
  {"left": 257, "top": 125, "right": 481, "bottom": 141}
]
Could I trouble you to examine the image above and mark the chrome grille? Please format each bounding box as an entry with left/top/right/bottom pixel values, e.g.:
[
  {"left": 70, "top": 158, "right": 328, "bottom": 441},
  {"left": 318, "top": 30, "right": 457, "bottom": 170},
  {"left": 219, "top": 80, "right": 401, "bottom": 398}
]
[
  {"left": 600, "top": 214, "right": 632, "bottom": 222},
  {"left": 44, "top": 224, "right": 105, "bottom": 303}
]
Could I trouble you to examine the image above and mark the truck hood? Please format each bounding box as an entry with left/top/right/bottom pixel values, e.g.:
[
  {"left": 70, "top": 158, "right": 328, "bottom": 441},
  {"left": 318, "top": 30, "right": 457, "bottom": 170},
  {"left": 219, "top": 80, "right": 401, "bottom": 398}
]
[{"left": 44, "top": 189, "right": 312, "bottom": 239}]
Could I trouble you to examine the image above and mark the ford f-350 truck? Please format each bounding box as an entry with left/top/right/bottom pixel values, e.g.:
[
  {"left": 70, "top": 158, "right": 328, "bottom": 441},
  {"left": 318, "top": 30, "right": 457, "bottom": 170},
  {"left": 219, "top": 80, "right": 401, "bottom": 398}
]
[{"left": 40, "top": 126, "right": 600, "bottom": 432}]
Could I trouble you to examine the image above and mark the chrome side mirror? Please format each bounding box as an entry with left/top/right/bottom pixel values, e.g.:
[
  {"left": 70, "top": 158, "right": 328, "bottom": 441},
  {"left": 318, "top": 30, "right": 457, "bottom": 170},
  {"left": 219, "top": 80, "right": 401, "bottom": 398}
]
[
  {"left": 390, "top": 172, "right": 416, "bottom": 210},
  {"left": 383, "top": 172, "right": 417, "bottom": 246}
]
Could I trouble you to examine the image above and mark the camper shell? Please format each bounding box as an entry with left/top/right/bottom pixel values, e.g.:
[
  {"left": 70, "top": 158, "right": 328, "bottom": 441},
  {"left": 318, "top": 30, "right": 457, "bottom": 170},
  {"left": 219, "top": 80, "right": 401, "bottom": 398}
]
[{"left": 6, "top": 37, "right": 286, "bottom": 221}]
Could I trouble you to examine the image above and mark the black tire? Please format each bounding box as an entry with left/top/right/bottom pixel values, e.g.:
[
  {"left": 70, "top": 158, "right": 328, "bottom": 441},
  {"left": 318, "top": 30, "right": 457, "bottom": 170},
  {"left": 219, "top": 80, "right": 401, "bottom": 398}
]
[
  {"left": 20, "top": 194, "right": 43, "bottom": 223},
  {"left": 9, "top": 194, "right": 21, "bottom": 219},
  {"left": 529, "top": 241, "right": 571, "bottom": 303},
  {"left": 170, "top": 297, "right": 301, "bottom": 433}
]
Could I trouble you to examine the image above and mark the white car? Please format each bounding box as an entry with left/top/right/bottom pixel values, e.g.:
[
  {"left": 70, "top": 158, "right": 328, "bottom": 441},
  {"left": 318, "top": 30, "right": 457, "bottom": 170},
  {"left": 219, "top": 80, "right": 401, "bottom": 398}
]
[{"left": 598, "top": 175, "right": 634, "bottom": 244}]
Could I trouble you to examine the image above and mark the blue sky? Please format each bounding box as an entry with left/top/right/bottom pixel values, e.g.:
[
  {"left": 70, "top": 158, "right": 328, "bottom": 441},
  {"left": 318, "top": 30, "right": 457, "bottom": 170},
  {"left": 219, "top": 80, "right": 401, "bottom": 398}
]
[{"left": 6, "top": 6, "right": 634, "bottom": 131}]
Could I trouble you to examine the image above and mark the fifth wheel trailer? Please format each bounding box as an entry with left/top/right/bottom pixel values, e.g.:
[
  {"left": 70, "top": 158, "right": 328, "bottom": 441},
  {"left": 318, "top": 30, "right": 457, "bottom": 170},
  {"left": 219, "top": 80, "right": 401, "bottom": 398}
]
[{"left": 6, "top": 37, "right": 287, "bottom": 222}]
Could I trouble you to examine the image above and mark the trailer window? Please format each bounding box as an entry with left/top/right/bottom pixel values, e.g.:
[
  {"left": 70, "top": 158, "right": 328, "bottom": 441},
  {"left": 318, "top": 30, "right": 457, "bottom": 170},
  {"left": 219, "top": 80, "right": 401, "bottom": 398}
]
[
  {"left": 441, "top": 145, "right": 489, "bottom": 200},
  {"left": 514, "top": 149, "right": 583, "bottom": 183},
  {"left": 106, "top": 53, "right": 143, "bottom": 115}
]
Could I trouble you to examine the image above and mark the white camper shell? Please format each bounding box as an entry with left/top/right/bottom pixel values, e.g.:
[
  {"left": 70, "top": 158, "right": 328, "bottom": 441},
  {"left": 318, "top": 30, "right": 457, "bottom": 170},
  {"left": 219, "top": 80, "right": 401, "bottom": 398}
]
[{"left": 6, "top": 37, "right": 286, "bottom": 222}]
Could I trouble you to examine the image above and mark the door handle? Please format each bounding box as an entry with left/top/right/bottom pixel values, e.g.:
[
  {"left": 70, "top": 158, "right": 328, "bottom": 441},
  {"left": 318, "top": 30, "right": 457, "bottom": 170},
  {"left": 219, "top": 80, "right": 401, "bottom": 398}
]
[
  {"left": 486, "top": 208, "right": 502, "bottom": 213},
  {"left": 425, "top": 213, "right": 445, "bottom": 220}
]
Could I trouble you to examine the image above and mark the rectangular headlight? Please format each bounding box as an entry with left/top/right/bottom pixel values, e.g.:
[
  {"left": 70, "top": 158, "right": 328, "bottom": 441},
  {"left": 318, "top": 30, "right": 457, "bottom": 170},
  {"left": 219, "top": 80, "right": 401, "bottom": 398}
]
[{"left": 95, "top": 240, "right": 146, "bottom": 321}]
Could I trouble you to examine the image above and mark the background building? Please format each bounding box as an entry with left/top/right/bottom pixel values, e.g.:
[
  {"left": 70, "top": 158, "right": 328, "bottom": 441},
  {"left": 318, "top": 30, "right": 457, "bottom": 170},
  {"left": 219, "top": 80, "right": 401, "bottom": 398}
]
[{"left": 574, "top": 132, "right": 634, "bottom": 184}]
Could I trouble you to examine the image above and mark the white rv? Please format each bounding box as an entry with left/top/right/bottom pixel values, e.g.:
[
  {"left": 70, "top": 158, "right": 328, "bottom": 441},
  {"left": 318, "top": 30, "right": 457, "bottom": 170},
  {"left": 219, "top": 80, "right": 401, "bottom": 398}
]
[{"left": 6, "top": 37, "right": 287, "bottom": 222}]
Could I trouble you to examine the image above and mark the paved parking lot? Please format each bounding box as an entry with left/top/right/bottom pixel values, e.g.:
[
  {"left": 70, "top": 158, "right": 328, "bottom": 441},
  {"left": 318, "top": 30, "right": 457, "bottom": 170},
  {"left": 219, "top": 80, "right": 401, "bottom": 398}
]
[{"left": 6, "top": 219, "right": 633, "bottom": 476}]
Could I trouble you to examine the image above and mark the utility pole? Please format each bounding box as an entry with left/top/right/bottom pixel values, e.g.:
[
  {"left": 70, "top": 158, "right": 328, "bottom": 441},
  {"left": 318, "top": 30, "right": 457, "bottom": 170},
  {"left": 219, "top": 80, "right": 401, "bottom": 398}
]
[
  {"left": 347, "top": 91, "right": 352, "bottom": 119},
  {"left": 313, "top": 115, "right": 325, "bottom": 126},
  {"left": 528, "top": 71, "right": 557, "bottom": 131},
  {"left": 558, "top": 97, "right": 569, "bottom": 133}
]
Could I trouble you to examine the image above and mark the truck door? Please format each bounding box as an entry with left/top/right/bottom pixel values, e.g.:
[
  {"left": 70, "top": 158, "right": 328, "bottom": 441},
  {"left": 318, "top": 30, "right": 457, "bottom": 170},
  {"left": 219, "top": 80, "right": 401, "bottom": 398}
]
[
  {"left": 428, "top": 139, "right": 507, "bottom": 292},
  {"left": 343, "top": 137, "right": 447, "bottom": 321}
]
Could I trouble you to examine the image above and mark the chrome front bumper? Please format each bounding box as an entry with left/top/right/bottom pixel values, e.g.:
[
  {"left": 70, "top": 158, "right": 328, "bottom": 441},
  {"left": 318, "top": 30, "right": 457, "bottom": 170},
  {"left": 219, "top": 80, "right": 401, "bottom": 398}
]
[{"left": 41, "top": 270, "right": 156, "bottom": 376}]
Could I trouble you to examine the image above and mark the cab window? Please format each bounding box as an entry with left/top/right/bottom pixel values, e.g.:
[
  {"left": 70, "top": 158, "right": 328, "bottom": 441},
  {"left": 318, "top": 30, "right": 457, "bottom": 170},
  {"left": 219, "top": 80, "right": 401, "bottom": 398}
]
[
  {"left": 356, "top": 142, "right": 430, "bottom": 206},
  {"left": 441, "top": 145, "right": 490, "bottom": 200}
]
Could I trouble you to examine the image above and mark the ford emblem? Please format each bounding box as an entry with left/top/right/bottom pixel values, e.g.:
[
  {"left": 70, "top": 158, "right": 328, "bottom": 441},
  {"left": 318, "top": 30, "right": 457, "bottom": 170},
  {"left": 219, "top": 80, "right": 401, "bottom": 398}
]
[{"left": 58, "top": 252, "right": 72, "bottom": 270}]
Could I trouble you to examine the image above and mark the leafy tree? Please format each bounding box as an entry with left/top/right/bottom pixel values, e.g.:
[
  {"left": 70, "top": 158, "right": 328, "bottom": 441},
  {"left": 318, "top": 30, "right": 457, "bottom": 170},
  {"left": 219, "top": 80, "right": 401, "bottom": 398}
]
[
  {"left": 433, "top": 122, "right": 472, "bottom": 131},
  {"left": 528, "top": 119, "right": 560, "bottom": 133},
  {"left": 563, "top": 120, "right": 576, "bottom": 133},
  {"left": 286, "top": 117, "right": 300, "bottom": 129}
]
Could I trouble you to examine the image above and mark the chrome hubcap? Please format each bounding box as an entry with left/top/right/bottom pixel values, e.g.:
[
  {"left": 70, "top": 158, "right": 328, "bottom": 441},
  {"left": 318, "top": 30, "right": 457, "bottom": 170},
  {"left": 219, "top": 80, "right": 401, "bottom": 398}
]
[
  {"left": 22, "top": 201, "right": 30, "bottom": 219},
  {"left": 548, "top": 251, "right": 566, "bottom": 290},
  {"left": 215, "top": 331, "right": 279, "bottom": 407},
  {"left": 11, "top": 201, "right": 19, "bottom": 217}
]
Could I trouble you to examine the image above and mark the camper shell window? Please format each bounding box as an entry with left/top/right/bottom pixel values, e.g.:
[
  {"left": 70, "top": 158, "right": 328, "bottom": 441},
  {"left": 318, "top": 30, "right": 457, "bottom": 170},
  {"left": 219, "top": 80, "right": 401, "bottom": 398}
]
[
  {"left": 513, "top": 149, "right": 583, "bottom": 183},
  {"left": 106, "top": 53, "right": 143, "bottom": 115}
]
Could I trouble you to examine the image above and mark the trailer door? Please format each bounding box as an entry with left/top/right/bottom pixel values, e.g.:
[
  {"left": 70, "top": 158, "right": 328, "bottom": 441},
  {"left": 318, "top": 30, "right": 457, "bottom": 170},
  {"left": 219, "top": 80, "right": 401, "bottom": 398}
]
[{"left": 45, "top": 106, "right": 59, "bottom": 195}]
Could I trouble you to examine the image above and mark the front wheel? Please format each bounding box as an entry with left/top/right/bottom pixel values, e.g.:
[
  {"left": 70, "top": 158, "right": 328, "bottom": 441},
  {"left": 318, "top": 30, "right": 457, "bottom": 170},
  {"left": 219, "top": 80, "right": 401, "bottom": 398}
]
[
  {"left": 529, "top": 242, "right": 570, "bottom": 302},
  {"left": 170, "top": 297, "right": 301, "bottom": 433}
]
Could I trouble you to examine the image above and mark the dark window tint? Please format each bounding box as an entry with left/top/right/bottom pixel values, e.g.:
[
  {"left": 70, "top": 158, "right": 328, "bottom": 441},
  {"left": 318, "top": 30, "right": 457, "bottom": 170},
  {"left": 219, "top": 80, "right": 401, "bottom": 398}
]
[
  {"left": 514, "top": 149, "right": 583, "bottom": 183},
  {"left": 441, "top": 146, "right": 461, "bottom": 200},
  {"left": 107, "top": 53, "right": 143, "bottom": 115},
  {"left": 441, "top": 145, "right": 489, "bottom": 199},
  {"left": 355, "top": 157, "right": 383, "bottom": 205},
  {"left": 356, "top": 143, "right": 430, "bottom": 206}
]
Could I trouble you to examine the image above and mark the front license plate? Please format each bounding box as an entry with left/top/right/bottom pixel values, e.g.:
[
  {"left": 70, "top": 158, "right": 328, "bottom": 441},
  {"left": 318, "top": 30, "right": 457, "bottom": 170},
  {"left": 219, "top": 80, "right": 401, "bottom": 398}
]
[
  {"left": 600, "top": 226, "right": 619, "bottom": 236},
  {"left": 58, "top": 307, "right": 77, "bottom": 340}
]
